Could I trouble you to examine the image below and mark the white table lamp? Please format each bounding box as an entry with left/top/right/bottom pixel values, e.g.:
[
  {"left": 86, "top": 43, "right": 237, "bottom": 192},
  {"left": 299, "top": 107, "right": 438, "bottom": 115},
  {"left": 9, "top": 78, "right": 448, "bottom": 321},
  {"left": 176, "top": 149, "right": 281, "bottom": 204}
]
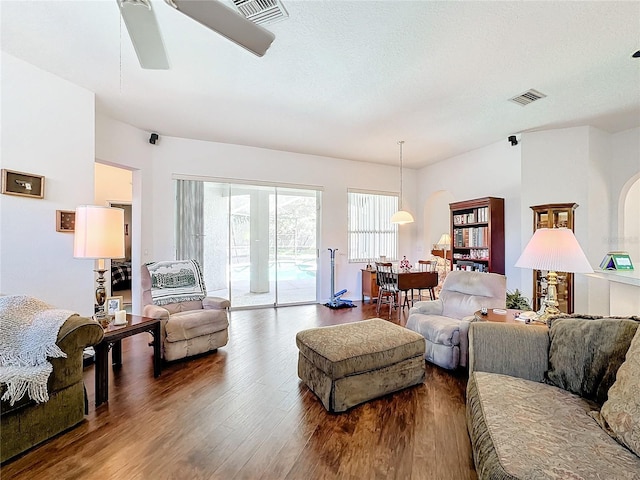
[
  {"left": 515, "top": 228, "right": 593, "bottom": 322},
  {"left": 74, "top": 205, "right": 125, "bottom": 321}
]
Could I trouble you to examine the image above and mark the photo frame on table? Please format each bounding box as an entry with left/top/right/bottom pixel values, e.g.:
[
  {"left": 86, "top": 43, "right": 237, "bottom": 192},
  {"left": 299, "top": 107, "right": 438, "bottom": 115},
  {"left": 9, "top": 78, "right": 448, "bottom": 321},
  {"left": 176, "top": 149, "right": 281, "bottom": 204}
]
[
  {"left": 1, "top": 169, "right": 45, "bottom": 198},
  {"left": 56, "top": 210, "right": 76, "bottom": 232},
  {"left": 106, "top": 296, "right": 124, "bottom": 316}
]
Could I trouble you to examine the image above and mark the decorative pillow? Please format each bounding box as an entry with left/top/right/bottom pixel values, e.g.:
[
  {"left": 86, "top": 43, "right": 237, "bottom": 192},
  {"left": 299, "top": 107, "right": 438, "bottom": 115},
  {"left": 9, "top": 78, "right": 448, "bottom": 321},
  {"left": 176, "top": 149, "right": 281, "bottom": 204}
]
[
  {"left": 545, "top": 315, "right": 640, "bottom": 405},
  {"left": 146, "top": 259, "right": 207, "bottom": 306},
  {"left": 594, "top": 327, "right": 640, "bottom": 457}
]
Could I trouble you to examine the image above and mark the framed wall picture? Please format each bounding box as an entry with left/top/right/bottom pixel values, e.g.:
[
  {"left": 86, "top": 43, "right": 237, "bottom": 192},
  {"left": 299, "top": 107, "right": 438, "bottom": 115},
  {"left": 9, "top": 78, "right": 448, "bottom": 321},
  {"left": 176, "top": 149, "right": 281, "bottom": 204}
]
[
  {"left": 56, "top": 210, "right": 76, "bottom": 232},
  {"left": 1, "top": 169, "right": 45, "bottom": 198},
  {"left": 105, "top": 296, "right": 124, "bottom": 316}
]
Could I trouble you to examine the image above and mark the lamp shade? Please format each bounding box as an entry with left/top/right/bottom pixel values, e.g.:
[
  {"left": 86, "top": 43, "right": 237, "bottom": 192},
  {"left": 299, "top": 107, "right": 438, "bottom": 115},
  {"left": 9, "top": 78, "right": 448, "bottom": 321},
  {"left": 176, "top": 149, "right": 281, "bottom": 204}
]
[
  {"left": 437, "top": 233, "right": 451, "bottom": 249},
  {"left": 515, "top": 228, "right": 593, "bottom": 273},
  {"left": 73, "top": 205, "right": 125, "bottom": 259},
  {"left": 391, "top": 210, "right": 414, "bottom": 225}
]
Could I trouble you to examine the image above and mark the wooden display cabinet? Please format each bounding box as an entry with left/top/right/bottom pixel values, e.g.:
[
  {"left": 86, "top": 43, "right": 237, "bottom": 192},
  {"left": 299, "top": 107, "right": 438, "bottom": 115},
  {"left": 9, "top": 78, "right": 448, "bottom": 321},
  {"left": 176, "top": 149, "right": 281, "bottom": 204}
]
[
  {"left": 530, "top": 203, "right": 578, "bottom": 314},
  {"left": 450, "top": 197, "right": 505, "bottom": 274},
  {"left": 361, "top": 268, "right": 379, "bottom": 303}
]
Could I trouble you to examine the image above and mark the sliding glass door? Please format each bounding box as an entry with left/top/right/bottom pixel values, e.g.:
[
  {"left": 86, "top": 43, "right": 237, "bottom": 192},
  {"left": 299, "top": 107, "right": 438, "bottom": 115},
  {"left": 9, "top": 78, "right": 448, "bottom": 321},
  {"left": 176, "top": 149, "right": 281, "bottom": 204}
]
[{"left": 179, "top": 179, "right": 319, "bottom": 308}]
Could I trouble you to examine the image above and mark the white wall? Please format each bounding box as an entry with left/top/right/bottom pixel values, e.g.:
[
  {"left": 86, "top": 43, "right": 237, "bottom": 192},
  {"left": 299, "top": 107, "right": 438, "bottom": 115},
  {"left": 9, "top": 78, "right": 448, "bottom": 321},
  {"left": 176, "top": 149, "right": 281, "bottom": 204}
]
[
  {"left": 95, "top": 118, "right": 418, "bottom": 308},
  {"left": 95, "top": 163, "right": 133, "bottom": 206},
  {"left": 0, "top": 53, "right": 95, "bottom": 313},
  {"left": 95, "top": 114, "right": 154, "bottom": 314},
  {"left": 5, "top": 54, "right": 637, "bottom": 315},
  {"left": 417, "top": 140, "right": 522, "bottom": 291},
  {"left": 611, "top": 127, "right": 640, "bottom": 260}
]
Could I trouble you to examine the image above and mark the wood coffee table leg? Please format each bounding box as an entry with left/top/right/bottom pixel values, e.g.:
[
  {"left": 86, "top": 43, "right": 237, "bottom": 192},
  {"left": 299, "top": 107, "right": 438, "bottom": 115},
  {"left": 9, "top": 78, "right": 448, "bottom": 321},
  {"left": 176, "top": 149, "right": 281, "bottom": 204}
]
[
  {"left": 152, "top": 322, "right": 161, "bottom": 378},
  {"left": 94, "top": 342, "right": 109, "bottom": 406},
  {"left": 112, "top": 340, "right": 122, "bottom": 366}
]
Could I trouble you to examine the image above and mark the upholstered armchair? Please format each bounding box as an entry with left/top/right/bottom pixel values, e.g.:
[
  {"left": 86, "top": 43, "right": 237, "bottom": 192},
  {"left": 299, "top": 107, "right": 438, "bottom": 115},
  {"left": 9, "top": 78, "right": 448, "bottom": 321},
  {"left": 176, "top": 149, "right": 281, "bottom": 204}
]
[
  {"left": 406, "top": 270, "right": 506, "bottom": 370},
  {"left": 141, "top": 260, "right": 229, "bottom": 362}
]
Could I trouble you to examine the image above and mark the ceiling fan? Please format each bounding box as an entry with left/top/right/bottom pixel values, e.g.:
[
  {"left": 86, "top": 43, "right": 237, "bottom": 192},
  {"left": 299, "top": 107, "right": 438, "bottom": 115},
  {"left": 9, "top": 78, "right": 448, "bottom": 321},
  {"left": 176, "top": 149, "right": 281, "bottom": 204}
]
[{"left": 117, "top": 0, "right": 276, "bottom": 69}]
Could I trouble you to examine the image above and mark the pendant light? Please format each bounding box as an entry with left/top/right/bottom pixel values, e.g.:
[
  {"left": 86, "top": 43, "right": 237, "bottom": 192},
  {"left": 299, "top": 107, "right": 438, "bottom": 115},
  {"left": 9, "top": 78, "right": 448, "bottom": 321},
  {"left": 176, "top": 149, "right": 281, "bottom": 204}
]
[{"left": 391, "top": 140, "right": 414, "bottom": 224}]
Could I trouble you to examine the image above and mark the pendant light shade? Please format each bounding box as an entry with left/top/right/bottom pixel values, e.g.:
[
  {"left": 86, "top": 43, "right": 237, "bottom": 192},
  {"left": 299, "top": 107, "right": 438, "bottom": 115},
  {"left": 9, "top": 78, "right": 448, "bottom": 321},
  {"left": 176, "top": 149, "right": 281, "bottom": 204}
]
[
  {"left": 391, "top": 140, "right": 414, "bottom": 225},
  {"left": 391, "top": 209, "right": 414, "bottom": 224}
]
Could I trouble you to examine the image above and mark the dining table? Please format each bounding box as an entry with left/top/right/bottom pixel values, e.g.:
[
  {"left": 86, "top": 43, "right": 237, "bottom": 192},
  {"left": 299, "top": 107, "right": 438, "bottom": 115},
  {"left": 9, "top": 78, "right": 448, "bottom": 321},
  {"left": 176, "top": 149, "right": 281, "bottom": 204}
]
[{"left": 394, "top": 270, "right": 439, "bottom": 309}]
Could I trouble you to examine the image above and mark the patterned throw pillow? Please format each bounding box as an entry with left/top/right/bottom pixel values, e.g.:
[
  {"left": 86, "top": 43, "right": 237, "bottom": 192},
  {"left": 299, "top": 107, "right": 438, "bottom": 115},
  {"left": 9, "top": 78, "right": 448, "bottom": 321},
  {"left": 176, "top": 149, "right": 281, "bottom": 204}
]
[{"left": 595, "top": 327, "right": 640, "bottom": 457}]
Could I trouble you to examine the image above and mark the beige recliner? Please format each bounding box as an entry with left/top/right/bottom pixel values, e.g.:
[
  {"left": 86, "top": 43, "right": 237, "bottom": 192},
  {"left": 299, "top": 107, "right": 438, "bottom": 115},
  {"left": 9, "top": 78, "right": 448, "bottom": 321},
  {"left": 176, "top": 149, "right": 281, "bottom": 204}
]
[
  {"left": 406, "top": 270, "right": 506, "bottom": 370},
  {"left": 141, "top": 260, "right": 229, "bottom": 361}
]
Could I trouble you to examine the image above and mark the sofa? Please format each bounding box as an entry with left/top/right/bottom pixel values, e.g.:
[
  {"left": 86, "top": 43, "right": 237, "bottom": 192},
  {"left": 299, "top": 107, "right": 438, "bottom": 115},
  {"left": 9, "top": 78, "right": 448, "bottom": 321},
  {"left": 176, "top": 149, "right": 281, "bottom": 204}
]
[
  {"left": 1, "top": 315, "right": 104, "bottom": 463},
  {"left": 141, "top": 260, "right": 230, "bottom": 361},
  {"left": 467, "top": 315, "right": 640, "bottom": 479},
  {"left": 406, "top": 270, "right": 506, "bottom": 370}
]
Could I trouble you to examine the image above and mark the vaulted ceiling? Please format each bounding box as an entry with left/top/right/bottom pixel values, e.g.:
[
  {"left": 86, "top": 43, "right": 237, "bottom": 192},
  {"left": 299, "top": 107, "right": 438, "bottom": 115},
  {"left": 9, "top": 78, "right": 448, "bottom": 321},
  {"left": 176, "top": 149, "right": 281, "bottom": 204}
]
[{"left": 2, "top": 1, "right": 639, "bottom": 168}]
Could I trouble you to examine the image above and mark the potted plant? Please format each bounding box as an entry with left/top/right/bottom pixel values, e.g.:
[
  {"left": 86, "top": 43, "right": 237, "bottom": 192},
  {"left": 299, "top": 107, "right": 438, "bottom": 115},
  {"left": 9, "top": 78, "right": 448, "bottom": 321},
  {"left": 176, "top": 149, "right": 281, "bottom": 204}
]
[{"left": 506, "top": 289, "right": 532, "bottom": 311}]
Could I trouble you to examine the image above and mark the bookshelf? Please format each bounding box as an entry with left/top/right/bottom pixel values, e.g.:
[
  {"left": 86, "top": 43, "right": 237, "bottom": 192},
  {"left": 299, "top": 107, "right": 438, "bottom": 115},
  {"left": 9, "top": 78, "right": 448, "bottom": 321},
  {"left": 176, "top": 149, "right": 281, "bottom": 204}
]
[
  {"left": 450, "top": 197, "right": 504, "bottom": 274},
  {"left": 530, "top": 203, "right": 578, "bottom": 313}
]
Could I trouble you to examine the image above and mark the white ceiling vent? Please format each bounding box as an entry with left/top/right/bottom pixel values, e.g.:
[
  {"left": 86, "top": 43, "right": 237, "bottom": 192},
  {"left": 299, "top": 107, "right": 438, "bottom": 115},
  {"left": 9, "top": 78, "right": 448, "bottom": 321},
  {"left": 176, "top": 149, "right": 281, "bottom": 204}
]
[
  {"left": 509, "top": 89, "right": 547, "bottom": 106},
  {"left": 232, "top": 0, "right": 289, "bottom": 26}
]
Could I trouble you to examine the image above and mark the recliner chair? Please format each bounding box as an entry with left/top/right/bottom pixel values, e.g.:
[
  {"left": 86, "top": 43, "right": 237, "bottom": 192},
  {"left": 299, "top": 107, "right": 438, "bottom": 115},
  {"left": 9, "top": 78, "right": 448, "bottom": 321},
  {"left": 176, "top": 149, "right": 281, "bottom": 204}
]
[
  {"left": 406, "top": 270, "right": 506, "bottom": 370},
  {"left": 141, "top": 260, "right": 229, "bottom": 361}
]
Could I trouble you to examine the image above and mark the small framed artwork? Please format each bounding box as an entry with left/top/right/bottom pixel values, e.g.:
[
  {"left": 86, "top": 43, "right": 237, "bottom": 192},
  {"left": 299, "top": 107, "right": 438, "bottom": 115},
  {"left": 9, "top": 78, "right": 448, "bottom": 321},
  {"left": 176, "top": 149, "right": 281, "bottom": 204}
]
[
  {"left": 105, "top": 296, "right": 124, "bottom": 316},
  {"left": 1, "top": 169, "right": 45, "bottom": 198},
  {"left": 56, "top": 210, "right": 76, "bottom": 232}
]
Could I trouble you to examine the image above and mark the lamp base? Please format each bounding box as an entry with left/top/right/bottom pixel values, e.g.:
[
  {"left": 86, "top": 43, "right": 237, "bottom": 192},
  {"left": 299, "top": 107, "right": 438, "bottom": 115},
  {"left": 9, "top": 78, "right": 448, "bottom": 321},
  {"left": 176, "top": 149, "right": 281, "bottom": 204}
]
[
  {"left": 536, "top": 304, "right": 561, "bottom": 324},
  {"left": 537, "top": 270, "right": 561, "bottom": 325},
  {"left": 94, "top": 268, "right": 108, "bottom": 326}
]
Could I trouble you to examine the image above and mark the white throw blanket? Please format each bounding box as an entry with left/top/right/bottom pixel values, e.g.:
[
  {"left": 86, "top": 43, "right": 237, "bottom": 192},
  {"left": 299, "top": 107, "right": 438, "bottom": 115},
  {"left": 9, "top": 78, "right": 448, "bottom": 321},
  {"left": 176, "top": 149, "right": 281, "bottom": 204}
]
[{"left": 0, "top": 295, "right": 75, "bottom": 406}]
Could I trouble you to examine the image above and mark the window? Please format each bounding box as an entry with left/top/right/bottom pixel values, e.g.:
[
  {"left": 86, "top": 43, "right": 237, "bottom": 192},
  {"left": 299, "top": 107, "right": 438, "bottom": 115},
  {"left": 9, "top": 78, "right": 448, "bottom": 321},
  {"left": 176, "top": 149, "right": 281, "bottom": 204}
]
[{"left": 348, "top": 190, "right": 398, "bottom": 262}]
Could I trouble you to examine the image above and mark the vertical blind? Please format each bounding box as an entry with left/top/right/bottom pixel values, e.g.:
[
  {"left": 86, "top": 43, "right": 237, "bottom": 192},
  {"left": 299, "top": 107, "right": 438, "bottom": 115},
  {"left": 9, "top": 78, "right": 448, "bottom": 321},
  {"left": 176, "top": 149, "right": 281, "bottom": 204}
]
[
  {"left": 347, "top": 191, "right": 398, "bottom": 262},
  {"left": 176, "top": 180, "right": 204, "bottom": 265}
]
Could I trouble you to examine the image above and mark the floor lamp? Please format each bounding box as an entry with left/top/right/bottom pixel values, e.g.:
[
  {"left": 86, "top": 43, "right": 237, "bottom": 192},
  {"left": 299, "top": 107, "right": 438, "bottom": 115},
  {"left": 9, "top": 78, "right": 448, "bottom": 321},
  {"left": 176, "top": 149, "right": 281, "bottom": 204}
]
[
  {"left": 74, "top": 205, "right": 125, "bottom": 324},
  {"left": 515, "top": 228, "right": 593, "bottom": 323}
]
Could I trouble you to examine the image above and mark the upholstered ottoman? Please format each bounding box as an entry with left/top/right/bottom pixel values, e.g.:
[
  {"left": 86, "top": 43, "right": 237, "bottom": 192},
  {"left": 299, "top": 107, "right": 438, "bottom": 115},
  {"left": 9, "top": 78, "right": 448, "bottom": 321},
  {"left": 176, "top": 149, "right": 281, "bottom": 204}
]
[{"left": 296, "top": 318, "right": 426, "bottom": 412}]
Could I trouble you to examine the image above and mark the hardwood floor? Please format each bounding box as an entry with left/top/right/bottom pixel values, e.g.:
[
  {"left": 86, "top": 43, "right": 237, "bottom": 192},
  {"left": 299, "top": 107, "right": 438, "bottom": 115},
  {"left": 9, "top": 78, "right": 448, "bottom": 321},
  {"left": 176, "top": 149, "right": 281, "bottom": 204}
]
[{"left": 2, "top": 303, "right": 477, "bottom": 480}]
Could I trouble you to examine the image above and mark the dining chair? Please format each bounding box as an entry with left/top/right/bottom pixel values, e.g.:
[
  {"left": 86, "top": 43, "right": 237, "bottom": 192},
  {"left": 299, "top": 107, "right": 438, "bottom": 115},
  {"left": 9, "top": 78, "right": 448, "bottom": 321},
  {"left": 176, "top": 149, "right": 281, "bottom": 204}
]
[
  {"left": 417, "top": 260, "right": 438, "bottom": 301},
  {"left": 375, "top": 262, "right": 399, "bottom": 319}
]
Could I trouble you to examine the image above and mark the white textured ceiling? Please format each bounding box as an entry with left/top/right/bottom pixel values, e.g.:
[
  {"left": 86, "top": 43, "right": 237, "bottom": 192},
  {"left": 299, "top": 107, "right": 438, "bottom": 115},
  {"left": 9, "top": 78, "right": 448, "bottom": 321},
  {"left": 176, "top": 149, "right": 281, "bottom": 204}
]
[{"left": 2, "top": 1, "right": 639, "bottom": 168}]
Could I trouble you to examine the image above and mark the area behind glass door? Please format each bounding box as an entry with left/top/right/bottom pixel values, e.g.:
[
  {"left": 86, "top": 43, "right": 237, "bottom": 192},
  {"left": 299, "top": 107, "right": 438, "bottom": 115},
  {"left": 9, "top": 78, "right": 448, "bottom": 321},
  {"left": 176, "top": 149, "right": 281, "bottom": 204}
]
[{"left": 197, "top": 181, "right": 318, "bottom": 308}]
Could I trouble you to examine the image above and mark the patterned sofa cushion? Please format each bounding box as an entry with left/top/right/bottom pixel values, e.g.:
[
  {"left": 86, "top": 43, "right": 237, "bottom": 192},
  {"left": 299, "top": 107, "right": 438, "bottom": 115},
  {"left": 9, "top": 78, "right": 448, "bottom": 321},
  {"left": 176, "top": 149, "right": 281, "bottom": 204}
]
[
  {"left": 595, "top": 327, "right": 640, "bottom": 457},
  {"left": 467, "top": 372, "right": 640, "bottom": 480},
  {"left": 545, "top": 315, "right": 640, "bottom": 405}
]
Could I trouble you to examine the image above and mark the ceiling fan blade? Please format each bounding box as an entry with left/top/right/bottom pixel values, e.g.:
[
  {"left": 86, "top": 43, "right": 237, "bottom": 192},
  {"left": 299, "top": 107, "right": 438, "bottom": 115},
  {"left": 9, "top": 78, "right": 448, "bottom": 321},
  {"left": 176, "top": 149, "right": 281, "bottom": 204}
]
[
  {"left": 118, "top": 0, "right": 170, "bottom": 69},
  {"left": 167, "top": 0, "right": 275, "bottom": 57}
]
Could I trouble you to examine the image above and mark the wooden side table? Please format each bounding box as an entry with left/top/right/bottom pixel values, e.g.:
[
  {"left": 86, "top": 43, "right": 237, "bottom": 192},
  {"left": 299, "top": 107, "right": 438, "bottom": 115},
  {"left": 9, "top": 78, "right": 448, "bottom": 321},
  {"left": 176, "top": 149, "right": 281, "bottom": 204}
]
[
  {"left": 361, "top": 268, "right": 379, "bottom": 303},
  {"left": 94, "top": 314, "right": 161, "bottom": 406},
  {"left": 474, "top": 308, "right": 545, "bottom": 326},
  {"left": 474, "top": 308, "right": 524, "bottom": 324}
]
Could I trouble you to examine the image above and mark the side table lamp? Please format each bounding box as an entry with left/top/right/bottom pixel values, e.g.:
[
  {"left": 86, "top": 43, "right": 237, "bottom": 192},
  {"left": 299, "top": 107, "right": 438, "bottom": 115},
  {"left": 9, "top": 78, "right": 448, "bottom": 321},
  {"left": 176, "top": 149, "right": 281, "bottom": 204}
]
[
  {"left": 73, "top": 205, "right": 125, "bottom": 325},
  {"left": 515, "top": 227, "right": 593, "bottom": 323},
  {"left": 437, "top": 233, "right": 451, "bottom": 277}
]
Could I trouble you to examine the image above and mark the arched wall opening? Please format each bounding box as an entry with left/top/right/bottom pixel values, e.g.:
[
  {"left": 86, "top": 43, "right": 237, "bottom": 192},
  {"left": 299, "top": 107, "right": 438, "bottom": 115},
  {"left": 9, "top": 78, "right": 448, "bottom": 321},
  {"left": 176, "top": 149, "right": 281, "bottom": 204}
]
[{"left": 423, "top": 190, "right": 454, "bottom": 254}]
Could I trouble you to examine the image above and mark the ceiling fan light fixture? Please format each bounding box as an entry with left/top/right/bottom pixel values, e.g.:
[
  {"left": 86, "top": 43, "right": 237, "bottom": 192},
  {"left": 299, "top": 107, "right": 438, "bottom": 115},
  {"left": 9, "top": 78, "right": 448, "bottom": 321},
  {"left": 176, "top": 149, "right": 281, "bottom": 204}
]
[{"left": 391, "top": 140, "right": 414, "bottom": 225}]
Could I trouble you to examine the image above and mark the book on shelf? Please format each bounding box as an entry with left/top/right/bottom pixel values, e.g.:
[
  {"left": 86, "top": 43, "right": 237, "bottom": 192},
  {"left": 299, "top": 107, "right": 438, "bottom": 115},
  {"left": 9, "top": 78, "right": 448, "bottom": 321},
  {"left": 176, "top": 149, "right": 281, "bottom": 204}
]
[
  {"left": 452, "top": 207, "right": 489, "bottom": 226},
  {"left": 453, "top": 226, "right": 488, "bottom": 248},
  {"left": 453, "top": 260, "right": 488, "bottom": 272}
]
